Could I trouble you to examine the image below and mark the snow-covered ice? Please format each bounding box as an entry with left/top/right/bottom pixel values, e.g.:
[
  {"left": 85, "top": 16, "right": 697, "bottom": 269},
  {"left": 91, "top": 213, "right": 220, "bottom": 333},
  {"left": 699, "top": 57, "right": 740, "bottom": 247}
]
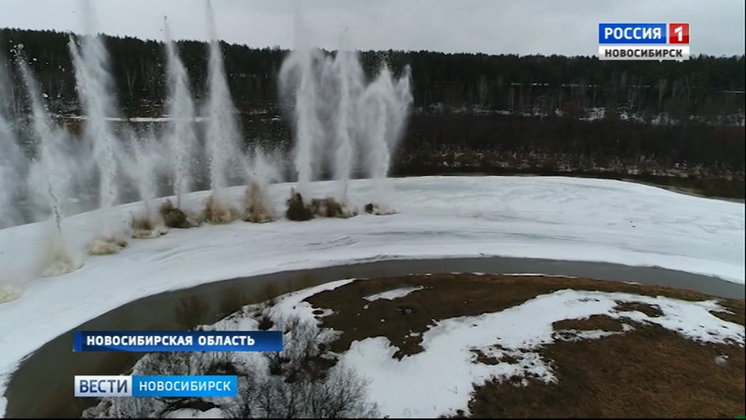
[{"left": 0, "top": 175, "right": 744, "bottom": 417}]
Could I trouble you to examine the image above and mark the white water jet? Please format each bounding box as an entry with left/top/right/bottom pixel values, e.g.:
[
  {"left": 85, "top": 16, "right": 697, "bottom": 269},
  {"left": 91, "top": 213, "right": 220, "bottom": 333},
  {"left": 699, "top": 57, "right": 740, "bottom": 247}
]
[
  {"left": 0, "top": 115, "right": 21, "bottom": 228},
  {"left": 359, "top": 64, "right": 413, "bottom": 208},
  {"left": 331, "top": 50, "right": 364, "bottom": 202},
  {"left": 128, "top": 130, "right": 168, "bottom": 239},
  {"left": 279, "top": 14, "right": 413, "bottom": 205},
  {"left": 69, "top": 33, "right": 121, "bottom": 237},
  {"left": 131, "top": 130, "right": 162, "bottom": 206},
  {"left": 0, "top": 55, "right": 25, "bottom": 301},
  {"left": 294, "top": 52, "right": 323, "bottom": 199},
  {"left": 362, "top": 80, "right": 391, "bottom": 203},
  {"left": 17, "top": 55, "right": 83, "bottom": 276},
  {"left": 278, "top": 12, "right": 325, "bottom": 199},
  {"left": 18, "top": 59, "right": 65, "bottom": 230},
  {"left": 203, "top": 1, "right": 243, "bottom": 199},
  {"left": 0, "top": 53, "right": 26, "bottom": 229},
  {"left": 163, "top": 17, "right": 198, "bottom": 208}
]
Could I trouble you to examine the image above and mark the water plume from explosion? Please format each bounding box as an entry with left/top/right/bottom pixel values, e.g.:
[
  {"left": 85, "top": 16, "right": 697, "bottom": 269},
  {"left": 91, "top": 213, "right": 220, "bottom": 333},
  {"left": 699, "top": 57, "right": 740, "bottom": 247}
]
[
  {"left": 242, "top": 149, "right": 280, "bottom": 223},
  {"left": 0, "top": 54, "right": 25, "bottom": 302},
  {"left": 128, "top": 131, "right": 167, "bottom": 239},
  {"left": 0, "top": 3, "right": 418, "bottom": 294},
  {"left": 201, "top": 0, "right": 242, "bottom": 224},
  {"left": 0, "top": 51, "right": 26, "bottom": 230},
  {"left": 163, "top": 16, "right": 198, "bottom": 210},
  {"left": 359, "top": 65, "right": 413, "bottom": 212},
  {"left": 279, "top": 13, "right": 413, "bottom": 214},
  {"left": 69, "top": 7, "right": 129, "bottom": 253},
  {"left": 17, "top": 53, "right": 83, "bottom": 276}
]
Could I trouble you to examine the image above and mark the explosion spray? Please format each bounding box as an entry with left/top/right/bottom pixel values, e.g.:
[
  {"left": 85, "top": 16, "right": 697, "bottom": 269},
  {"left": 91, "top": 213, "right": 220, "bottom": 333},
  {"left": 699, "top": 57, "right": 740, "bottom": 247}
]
[
  {"left": 163, "top": 17, "right": 199, "bottom": 208},
  {"left": 17, "top": 54, "right": 83, "bottom": 276}
]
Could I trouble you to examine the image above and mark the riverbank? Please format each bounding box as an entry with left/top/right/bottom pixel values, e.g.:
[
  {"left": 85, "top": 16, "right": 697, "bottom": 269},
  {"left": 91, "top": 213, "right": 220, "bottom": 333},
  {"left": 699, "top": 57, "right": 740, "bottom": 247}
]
[{"left": 4, "top": 259, "right": 744, "bottom": 417}]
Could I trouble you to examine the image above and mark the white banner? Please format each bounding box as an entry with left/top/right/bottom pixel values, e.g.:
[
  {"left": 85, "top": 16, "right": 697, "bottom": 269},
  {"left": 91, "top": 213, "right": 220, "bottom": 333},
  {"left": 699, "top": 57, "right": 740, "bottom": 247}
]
[{"left": 598, "top": 45, "right": 690, "bottom": 61}]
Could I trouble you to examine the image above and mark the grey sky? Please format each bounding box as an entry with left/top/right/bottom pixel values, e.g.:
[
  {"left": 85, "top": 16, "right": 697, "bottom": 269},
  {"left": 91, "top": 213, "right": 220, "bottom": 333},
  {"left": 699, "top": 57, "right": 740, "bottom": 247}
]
[{"left": 0, "top": 0, "right": 743, "bottom": 56}]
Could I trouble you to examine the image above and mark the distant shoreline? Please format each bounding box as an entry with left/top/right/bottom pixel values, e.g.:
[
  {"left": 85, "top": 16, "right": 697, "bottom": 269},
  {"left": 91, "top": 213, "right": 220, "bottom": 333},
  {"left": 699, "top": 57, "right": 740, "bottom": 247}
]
[{"left": 388, "top": 170, "right": 746, "bottom": 202}]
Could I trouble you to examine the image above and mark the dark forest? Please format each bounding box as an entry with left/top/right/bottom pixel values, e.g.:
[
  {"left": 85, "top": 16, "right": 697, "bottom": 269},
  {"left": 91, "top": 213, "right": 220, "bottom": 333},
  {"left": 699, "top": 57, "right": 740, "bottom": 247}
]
[{"left": 2, "top": 27, "right": 744, "bottom": 197}]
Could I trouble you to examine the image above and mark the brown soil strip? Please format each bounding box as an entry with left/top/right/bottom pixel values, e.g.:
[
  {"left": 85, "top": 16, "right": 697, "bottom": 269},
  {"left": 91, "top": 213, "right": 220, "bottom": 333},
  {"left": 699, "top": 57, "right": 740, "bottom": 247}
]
[
  {"left": 613, "top": 301, "right": 663, "bottom": 317},
  {"left": 711, "top": 309, "right": 745, "bottom": 326},
  {"left": 467, "top": 322, "right": 744, "bottom": 418},
  {"left": 553, "top": 314, "right": 626, "bottom": 332},
  {"left": 305, "top": 273, "right": 744, "bottom": 359}
]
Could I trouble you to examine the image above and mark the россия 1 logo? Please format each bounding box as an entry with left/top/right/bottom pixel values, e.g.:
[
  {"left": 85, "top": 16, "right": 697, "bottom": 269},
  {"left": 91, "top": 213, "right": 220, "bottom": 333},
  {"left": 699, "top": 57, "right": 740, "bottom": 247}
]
[{"left": 597, "top": 23, "right": 690, "bottom": 61}]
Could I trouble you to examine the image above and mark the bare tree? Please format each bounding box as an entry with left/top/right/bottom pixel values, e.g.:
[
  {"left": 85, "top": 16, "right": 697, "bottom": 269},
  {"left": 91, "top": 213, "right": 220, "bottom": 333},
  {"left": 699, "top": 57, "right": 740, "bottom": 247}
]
[
  {"left": 230, "top": 316, "right": 379, "bottom": 418},
  {"left": 85, "top": 317, "right": 378, "bottom": 418},
  {"left": 478, "top": 75, "right": 490, "bottom": 110}
]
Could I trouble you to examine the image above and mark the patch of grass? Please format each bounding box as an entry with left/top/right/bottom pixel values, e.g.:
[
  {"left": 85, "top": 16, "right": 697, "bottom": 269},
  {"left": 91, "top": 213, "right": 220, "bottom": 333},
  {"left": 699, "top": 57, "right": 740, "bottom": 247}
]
[
  {"left": 310, "top": 273, "right": 743, "bottom": 352},
  {"left": 553, "top": 314, "right": 626, "bottom": 332},
  {"left": 470, "top": 348, "right": 520, "bottom": 365},
  {"left": 307, "top": 274, "right": 745, "bottom": 359},
  {"left": 711, "top": 309, "right": 744, "bottom": 326},
  {"left": 613, "top": 301, "right": 664, "bottom": 317},
  {"left": 305, "top": 273, "right": 744, "bottom": 418},
  {"left": 467, "top": 322, "right": 745, "bottom": 418}
]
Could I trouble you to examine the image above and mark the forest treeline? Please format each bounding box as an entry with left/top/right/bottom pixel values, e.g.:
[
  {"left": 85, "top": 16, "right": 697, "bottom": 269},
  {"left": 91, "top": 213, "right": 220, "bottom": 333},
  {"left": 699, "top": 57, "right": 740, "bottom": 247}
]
[
  {"left": 2, "top": 27, "right": 744, "bottom": 197},
  {"left": 1, "top": 27, "right": 744, "bottom": 121}
]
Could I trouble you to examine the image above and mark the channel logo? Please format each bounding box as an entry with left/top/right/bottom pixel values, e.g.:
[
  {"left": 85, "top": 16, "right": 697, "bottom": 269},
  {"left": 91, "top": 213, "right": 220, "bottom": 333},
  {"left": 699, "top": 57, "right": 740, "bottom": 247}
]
[
  {"left": 74, "top": 375, "right": 238, "bottom": 398},
  {"left": 667, "top": 23, "right": 689, "bottom": 44},
  {"left": 597, "top": 23, "right": 690, "bottom": 61}
]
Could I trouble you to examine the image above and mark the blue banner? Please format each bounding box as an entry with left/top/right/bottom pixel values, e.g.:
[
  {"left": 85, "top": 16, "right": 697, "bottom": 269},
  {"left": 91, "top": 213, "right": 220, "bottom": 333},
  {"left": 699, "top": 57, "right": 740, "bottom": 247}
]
[
  {"left": 132, "top": 375, "right": 237, "bottom": 397},
  {"left": 73, "top": 330, "right": 283, "bottom": 352},
  {"left": 74, "top": 375, "right": 238, "bottom": 397},
  {"left": 598, "top": 23, "right": 667, "bottom": 44}
]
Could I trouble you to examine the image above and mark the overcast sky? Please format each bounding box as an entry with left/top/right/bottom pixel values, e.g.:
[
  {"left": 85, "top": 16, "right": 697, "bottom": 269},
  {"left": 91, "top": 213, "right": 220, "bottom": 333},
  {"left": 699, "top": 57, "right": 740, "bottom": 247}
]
[{"left": 0, "top": 0, "right": 743, "bottom": 56}]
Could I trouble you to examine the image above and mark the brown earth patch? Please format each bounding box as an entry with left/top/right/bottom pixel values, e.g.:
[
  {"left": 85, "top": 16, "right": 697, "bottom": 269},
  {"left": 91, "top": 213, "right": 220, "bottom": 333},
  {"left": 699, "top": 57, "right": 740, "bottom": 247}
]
[
  {"left": 302, "top": 273, "right": 744, "bottom": 418},
  {"left": 613, "top": 301, "right": 664, "bottom": 317},
  {"left": 467, "top": 322, "right": 745, "bottom": 418},
  {"left": 711, "top": 309, "right": 745, "bottom": 326},
  {"left": 470, "top": 346, "right": 521, "bottom": 366},
  {"left": 304, "top": 273, "right": 744, "bottom": 359},
  {"left": 552, "top": 314, "right": 626, "bottom": 333}
]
